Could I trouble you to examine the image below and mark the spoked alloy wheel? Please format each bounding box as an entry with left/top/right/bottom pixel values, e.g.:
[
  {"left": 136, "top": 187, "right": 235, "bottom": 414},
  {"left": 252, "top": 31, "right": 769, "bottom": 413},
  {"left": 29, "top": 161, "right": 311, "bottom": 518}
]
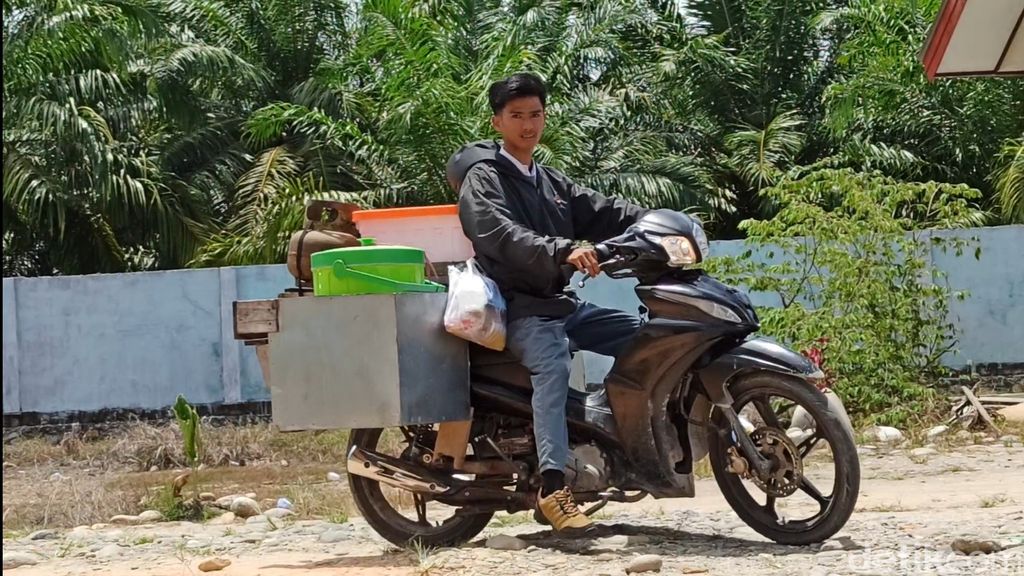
[
  {"left": 347, "top": 426, "right": 493, "bottom": 548},
  {"left": 708, "top": 374, "right": 860, "bottom": 545}
]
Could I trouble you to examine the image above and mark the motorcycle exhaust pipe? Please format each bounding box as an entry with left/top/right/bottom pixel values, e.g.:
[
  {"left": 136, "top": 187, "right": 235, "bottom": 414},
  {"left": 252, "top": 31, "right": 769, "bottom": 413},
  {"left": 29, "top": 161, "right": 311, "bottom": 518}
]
[{"left": 346, "top": 445, "right": 450, "bottom": 495}]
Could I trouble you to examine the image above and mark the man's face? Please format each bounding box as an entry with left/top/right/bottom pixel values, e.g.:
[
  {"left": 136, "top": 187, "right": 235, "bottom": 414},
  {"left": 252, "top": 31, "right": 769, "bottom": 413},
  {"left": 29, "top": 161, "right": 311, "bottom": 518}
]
[{"left": 492, "top": 96, "right": 545, "bottom": 154}]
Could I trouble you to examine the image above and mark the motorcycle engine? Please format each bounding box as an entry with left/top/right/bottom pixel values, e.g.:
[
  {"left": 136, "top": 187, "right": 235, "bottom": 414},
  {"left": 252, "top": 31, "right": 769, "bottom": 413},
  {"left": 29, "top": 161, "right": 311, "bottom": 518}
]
[
  {"left": 565, "top": 443, "right": 611, "bottom": 492},
  {"left": 494, "top": 427, "right": 534, "bottom": 456}
]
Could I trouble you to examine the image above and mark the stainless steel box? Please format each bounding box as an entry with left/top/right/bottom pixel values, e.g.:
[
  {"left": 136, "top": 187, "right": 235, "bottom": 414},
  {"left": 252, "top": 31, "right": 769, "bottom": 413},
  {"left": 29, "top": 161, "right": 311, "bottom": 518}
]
[{"left": 267, "top": 293, "right": 470, "bottom": 430}]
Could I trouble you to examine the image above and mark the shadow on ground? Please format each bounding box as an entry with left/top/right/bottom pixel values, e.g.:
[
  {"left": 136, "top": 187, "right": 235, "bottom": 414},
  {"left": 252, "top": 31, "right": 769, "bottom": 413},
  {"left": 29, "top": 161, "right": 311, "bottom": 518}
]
[
  {"left": 472, "top": 522, "right": 845, "bottom": 557},
  {"left": 261, "top": 551, "right": 416, "bottom": 571}
]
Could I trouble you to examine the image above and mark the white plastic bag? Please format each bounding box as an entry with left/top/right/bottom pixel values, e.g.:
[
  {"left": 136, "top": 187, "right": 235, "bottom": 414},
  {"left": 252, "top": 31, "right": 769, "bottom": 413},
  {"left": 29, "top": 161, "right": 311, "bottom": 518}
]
[{"left": 443, "top": 259, "right": 507, "bottom": 351}]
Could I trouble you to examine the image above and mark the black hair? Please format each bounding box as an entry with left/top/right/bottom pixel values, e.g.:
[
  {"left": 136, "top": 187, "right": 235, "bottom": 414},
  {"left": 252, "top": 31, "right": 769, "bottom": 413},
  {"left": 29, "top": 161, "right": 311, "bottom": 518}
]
[{"left": 488, "top": 73, "right": 547, "bottom": 114}]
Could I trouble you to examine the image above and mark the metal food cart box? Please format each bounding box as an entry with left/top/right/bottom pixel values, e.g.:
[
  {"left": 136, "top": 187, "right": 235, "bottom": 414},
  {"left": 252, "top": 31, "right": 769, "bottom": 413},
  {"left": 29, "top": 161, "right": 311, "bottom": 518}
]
[{"left": 260, "top": 292, "right": 470, "bottom": 430}]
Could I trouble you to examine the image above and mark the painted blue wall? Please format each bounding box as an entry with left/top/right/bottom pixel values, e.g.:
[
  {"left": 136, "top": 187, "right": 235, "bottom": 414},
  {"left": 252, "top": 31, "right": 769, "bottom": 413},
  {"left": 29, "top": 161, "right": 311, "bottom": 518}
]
[
  {"left": 4, "top": 269, "right": 224, "bottom": 413},
  {"left": 2, "top": 226, "right": 1021, "bottom": 415},
  {"left": 928, "top": 227, "right": 1024, "bottom": 367}
]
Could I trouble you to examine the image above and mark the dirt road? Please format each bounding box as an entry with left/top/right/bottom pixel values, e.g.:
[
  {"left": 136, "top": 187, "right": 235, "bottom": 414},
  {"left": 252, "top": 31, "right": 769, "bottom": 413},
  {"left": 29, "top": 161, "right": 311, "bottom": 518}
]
[{"left": 4, "top": 439, "right": 1023, "bottom": 575}]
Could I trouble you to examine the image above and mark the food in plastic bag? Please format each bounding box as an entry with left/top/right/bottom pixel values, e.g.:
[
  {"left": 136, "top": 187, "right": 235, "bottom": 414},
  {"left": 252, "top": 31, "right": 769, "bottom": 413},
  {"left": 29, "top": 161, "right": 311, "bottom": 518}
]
[{"left": 443, "top": 260, "right": 507, "bottom": 351}]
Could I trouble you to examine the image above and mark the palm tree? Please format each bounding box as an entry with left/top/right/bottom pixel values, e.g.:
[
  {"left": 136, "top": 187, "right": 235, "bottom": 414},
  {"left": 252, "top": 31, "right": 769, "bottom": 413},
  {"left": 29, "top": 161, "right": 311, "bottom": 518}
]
[
  {"left": 680, "top": 0, "right": 1019, "bottom": 233},
  {"left": 993, "top": 139, "right": 1024, "bottom": 224},
  {"left": 2, "top": 0, "right": 259, "bottom": 275},
  {"left": 10, "top": 0, "right": 1008, "bottom": 276},
  {"left": 685, "top": 0, "right": 840, "bottom": 128},
  {"left": 819, "top": 0, "right": 1024, "bottom": 213},
  {"left": 159, "top": 0, "right": 360, "bottom": 267},
  {"left": 192, "top": 0, "right": 741, "bottom": 267},
  {"left": 674, "top": 0, "right": 846, "bottom": 235}
]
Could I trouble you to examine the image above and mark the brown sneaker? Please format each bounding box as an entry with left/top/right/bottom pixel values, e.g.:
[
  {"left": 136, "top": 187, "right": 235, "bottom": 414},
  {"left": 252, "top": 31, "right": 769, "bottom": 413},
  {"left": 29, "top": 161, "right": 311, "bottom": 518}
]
[{"left": 536, "top": 487, "right": 597, "bottom": 536}]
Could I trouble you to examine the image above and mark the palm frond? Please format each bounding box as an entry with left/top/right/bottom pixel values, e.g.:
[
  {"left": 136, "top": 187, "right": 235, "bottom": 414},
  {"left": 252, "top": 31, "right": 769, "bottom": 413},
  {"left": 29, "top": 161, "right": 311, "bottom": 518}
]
[
  {"left": 993, "top": 139, "right": 1024, "bottom": 224},
  {"left": 725, "top": 110, "right": 806, "bottom": 190}
]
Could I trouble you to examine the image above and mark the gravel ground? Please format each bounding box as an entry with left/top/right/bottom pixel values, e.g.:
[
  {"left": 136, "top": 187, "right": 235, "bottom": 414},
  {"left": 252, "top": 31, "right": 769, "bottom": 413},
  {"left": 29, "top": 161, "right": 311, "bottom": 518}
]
[{"left": 4, "top": 437, "right": 1023, "bottom": 575}]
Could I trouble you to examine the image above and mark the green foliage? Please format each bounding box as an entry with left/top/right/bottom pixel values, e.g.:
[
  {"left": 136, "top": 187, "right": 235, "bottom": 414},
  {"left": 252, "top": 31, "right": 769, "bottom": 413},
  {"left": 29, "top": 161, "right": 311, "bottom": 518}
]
[
  {"left": 706, "top": 169, "right": 983, "bottom": 426},
  {"left": 143, "top": 483, "right": 204, "bottom": 522},
  {"left": 190, "top": 0, "right": 736, "bottom": 265},
  {"left": 993, "top": 139, "right": 1024, "bottom": 225},
  {"left": 820, "top": 0, "right": 1024, "bottom": 203},
  {"left": 1, "top": 0, "right": 248, "bottom": 276},
  {"left": 172, "top": 394, "right": 202, "bottom": 467},
  {"left": 3, "top": 0, "right": 1020, "bottom": 274}
]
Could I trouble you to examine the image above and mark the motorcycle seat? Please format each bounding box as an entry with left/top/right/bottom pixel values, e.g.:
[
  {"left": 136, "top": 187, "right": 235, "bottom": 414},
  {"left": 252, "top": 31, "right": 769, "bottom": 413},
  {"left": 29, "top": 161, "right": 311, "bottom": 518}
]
[
  {"left": 468, "top": 342, "right": 581, "bottom": 367},
  {"left": 468, "top": 344, "right": 606, "bottom": 409},
  {"left": 468, "top": 344, "right": 520, "bottom": 367}
]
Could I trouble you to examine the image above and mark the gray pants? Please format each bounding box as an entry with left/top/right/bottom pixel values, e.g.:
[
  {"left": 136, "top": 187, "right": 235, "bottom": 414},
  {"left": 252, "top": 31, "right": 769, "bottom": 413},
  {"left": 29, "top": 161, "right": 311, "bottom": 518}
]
[{"left": 507, "top": 302, "right": 641, "bottom": 473}]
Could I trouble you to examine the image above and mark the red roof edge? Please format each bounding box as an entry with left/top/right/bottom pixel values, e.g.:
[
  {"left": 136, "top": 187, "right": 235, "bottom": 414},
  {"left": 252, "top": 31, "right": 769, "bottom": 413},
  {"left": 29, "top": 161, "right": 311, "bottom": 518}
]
[{"left": 921, "top": 0, "right": 968, "bottom": 81}]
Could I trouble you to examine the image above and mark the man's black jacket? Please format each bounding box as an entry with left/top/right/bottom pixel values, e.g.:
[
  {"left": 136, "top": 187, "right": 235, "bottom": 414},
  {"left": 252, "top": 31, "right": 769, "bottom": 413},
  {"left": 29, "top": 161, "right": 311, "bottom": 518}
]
[{"left": 457, "top": 147, "right": 649, "bottom": 321}]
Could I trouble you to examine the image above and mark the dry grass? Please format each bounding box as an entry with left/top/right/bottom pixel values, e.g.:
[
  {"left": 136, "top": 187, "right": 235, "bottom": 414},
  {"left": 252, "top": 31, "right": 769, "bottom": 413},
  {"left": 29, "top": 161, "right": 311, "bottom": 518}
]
[
  {"left": 851, "top": 415, "right": 1024, "bottom": 453},
  {"left": 3, "top": 422, "right": 351, "bottom": 472},
  {"left": 3, "top": 467, "right": 147, "bottom": 530},
  {"left": 856, "top": 502, "right": 910, "bottom": 513},
  {"left": 998, "top": 420, "right": 1024, "bottom": 439},
  {"left": 979, "top": 494, "right": 1011, "bottom": 508},
  {"left": 281, "top": 475, "right": 358, "bottom": 520},
  {"left": 2, "top": 422, "right": 358, "bottom": 532},
  {"left": 4, "top": 461, "right": 361, "bottom": 532},
  {"left": 408, "top": 540, "right": 441, "bottom": 576}
]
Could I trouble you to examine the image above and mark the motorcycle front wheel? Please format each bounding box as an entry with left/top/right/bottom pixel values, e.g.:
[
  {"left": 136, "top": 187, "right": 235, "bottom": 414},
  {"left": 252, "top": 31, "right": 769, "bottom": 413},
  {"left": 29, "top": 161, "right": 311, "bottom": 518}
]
[{"left": 707, "top": 373, "right": 860, "bottom": 546}]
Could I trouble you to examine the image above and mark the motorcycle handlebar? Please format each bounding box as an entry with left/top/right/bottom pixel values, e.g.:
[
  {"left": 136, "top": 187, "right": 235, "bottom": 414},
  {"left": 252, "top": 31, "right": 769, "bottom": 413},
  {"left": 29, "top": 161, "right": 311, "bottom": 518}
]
[{"left": 594, "top": 243, "right": 613, "bottom": 262}]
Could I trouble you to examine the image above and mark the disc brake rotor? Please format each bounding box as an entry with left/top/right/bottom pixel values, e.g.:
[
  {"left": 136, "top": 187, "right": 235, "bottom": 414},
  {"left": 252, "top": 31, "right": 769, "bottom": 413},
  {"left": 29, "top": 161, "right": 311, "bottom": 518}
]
[{"left": 749, "top": 427, "right": 804, "bottom": 497}]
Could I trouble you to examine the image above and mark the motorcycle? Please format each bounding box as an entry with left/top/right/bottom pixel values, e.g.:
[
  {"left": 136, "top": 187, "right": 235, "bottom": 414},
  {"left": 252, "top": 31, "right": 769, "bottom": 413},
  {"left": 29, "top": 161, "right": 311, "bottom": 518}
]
[{"left": 345, "top": 208, "right": 860, "bottom": 548}]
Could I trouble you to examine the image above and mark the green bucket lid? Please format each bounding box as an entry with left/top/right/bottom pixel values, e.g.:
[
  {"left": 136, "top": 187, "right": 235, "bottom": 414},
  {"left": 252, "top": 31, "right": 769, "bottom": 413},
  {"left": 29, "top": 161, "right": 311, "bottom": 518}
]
[{"left": 309, "top": 237, "right": 425, "bottom": 268}]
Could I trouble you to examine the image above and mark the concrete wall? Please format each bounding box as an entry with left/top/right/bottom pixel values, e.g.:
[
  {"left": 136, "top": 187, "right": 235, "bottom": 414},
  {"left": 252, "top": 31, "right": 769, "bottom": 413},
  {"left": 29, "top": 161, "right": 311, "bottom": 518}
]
[
  {"left": 3, "top": 226, "right": 1021, "bottom": 415},
  {"left": 2, "top": 265, "right": 290, "bottom": 415},
  {"left": 929, "top": 226, "right": 1024, "bottom": 367}
]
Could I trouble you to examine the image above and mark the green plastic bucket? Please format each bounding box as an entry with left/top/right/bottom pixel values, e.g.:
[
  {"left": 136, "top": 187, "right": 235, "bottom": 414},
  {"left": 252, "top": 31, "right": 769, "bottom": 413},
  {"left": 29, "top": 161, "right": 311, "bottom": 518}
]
[{"left": 310, "top": 238, "right": 445, "bottom": 296}]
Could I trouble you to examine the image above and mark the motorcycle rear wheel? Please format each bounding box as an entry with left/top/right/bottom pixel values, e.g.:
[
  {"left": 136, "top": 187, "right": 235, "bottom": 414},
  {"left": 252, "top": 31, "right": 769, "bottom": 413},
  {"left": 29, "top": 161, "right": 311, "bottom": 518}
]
[
  {"left": 708, "top": 373, "right": 860, "bottom": 546},
  {"left": 347, "top": 427, "right": 494, "bottom": 548}
]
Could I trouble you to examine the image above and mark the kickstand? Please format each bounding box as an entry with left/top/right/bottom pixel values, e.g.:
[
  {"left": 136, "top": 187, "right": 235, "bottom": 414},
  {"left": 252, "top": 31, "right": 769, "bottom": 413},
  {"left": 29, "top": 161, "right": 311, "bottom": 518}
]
[
  {"left": 582, "top": 494, "right": 610, "bottom": 517},
  {"left": 583, "top": 489, "right": 647, "bottom": 516}
]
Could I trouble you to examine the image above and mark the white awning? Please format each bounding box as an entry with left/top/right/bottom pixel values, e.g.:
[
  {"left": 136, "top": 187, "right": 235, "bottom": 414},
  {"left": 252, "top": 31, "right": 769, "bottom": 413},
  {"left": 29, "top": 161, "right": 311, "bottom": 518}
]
[{"left": 922, "top": 0, "right": 1024, "bottom": 79}]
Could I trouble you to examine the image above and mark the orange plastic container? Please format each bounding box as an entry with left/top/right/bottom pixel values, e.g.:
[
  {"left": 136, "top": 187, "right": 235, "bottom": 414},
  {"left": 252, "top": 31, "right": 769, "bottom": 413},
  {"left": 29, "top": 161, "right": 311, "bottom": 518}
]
[{"left": 351, "top": 205, "right": 474, "bottom": 264}]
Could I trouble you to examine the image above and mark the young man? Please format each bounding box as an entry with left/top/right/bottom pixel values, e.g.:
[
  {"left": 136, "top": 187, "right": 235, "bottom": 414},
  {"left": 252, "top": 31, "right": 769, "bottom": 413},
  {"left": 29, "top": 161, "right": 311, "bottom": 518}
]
[{"left": 456, "top": 73, "right": 650, "bottom": 535}]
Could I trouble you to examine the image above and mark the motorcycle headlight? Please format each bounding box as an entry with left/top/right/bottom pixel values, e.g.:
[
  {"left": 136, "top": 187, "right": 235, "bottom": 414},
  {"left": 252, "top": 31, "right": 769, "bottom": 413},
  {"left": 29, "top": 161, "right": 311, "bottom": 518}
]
[{"left": 658, "top": 236, "right": 698, "bottom": 267}]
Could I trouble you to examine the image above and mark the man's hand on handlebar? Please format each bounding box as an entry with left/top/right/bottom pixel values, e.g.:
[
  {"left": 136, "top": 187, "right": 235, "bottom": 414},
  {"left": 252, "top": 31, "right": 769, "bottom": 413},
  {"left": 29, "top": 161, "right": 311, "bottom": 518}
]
[{"left": 567, "top": 247, "right": 601, "bottom": 278}]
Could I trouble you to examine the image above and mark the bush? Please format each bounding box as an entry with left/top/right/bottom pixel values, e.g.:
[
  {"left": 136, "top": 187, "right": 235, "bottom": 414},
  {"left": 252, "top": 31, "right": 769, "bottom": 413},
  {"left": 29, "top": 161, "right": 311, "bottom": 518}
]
[{"left": 706, "top": 169, "right": 982, "bottom": 426}]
